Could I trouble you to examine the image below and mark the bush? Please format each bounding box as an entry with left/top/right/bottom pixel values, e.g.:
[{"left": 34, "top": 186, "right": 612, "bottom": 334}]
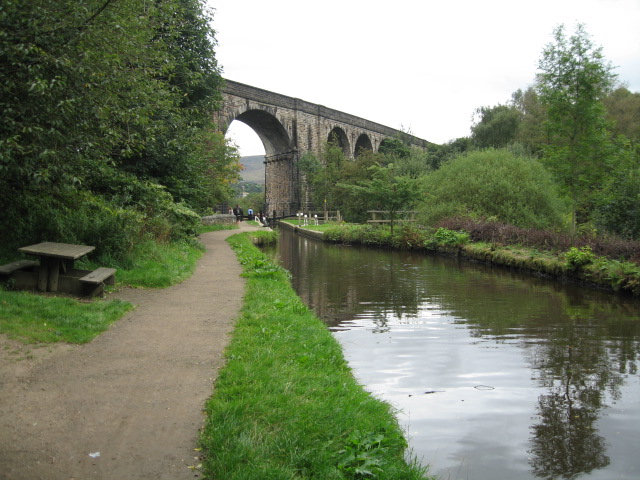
[
  {"left": 565, "top": 246, "right": 596, "bottom": 270},
  {"left": 419, "top": 148, "right": 568, "bottom": 230},
  {"left": 433, "top": 227, "right": 470, "bottom": 246}
]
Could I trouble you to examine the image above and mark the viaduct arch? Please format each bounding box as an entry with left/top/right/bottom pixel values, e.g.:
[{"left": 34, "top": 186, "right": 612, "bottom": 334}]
[{"left": 215, "top": 79, "right": 431, "bottom": 217}]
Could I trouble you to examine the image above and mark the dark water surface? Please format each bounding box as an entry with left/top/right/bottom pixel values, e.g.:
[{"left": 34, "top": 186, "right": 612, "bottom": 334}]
[{"left": 270, "top": 228, "right": 640, "bottom": 480}]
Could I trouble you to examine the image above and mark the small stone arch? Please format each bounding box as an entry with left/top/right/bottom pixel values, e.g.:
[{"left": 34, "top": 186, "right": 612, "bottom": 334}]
[
  {"left": 354, "top": 133, "right": 373, "bottom": 158},
  {"left": 327, "top": 126, "right": 351, "bottom": 157}
]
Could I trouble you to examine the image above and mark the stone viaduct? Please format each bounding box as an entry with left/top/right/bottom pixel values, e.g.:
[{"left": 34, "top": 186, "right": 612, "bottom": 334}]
[{"left": 215, "top": 79, "right": 431, "bottom": 217}]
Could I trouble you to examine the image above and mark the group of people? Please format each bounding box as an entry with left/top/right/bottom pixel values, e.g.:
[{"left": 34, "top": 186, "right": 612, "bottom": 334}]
[{"left": 230, "top": 205, "right": 269, "bottom": 227}]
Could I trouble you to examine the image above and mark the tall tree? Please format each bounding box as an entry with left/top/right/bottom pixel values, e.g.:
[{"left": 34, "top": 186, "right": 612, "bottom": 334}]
[
  {"left": 471, "top": 104, "right": 522, "bottom": 148},
  {"left": 536, "top": 24, "right": 617, "bottom": 229},
  {"left": 0, "top": 0, "right": 229, "bottom": 251}
]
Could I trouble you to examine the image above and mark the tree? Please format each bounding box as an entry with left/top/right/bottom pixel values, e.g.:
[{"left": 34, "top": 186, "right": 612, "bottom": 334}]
[
  {"left": 0, "top": 0, "right": 229, "bottom": 254},
  {"left": 536, "top": 23, "right": 617, "bottom": 229},
  {"left": 379, "top": 137, "right": 410, "bottom": 159},
  {"left": 471, "top": 104, "right": 522, "bottom": 148},
  {"left": 340, "top": 163, "right": 422, "bottom": 233},
  {"left": 593, "top": 140, "right": 640, "bottom": 239},
  {"left": 603, "top": 86, "right": 640, "bottom": 141},
  {"left": 512, "top": 87, "right": 548, "bottom": 156}
]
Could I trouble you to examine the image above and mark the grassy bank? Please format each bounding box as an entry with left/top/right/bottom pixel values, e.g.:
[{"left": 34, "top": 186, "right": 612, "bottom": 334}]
[
  {"left": 200, "top": 232, "right": 430, "bottom": 480},
  {"left": 319, "top": 222, "right": 640, "bottom": 296}
]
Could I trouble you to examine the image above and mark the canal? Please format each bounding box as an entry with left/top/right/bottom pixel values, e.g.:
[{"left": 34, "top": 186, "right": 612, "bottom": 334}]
[{"left": 269, "top": 228, "right": 640, "bottom": 480}]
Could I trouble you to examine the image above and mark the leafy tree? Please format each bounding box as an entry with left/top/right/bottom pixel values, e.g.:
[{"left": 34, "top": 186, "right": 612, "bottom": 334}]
[
  {"left": 419, "top": 149, "right": 568, "bottom": 230},
  {"left": 471, "top": 104, "right": 522, "bottom": 148},
  {"left": 192, "top": 129, "right": 242, "bottom": 211},
  {"left": 339, "top": 163, "right": 422, "bottom": 233},
  {"left": 379, "top": 137, "right": 411, "bottom": 159},
  {"left": 603, "top": 86, "right": 640, "bottom": 141},
  {"left": 391, "top": 147, "right": 434, "bottom": 178},
  {"left": 536, "top": 23, "right": 617, "bottom": 229},
  {"left": 0, "top": 0, "right": 229, "bottom": 255},
  {"left": 593, "top": 140, "right": 640, "bottom": 239},
  {"left": 512, "top": 87, "right": 548, "bottom": 156},
  {"left": 297, "top": 140, "right": 348, "bottom": 215},
  {"left": 426, "top": 137, "right": 473, "bottom": 170}
]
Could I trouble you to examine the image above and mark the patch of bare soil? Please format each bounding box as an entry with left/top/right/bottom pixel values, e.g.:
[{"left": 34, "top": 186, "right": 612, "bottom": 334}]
[{"left": 0, "top": 225, "right": 255, "bottom": 479}]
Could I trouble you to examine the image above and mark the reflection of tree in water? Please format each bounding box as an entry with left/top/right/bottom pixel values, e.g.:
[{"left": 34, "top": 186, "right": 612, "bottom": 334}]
[
  {"left": 525, "top": 312, "right": 639, "bottom": 479},
  {"left": 274, "top": 232, "right": 429, "bottom": 328},
  {"left": 528, "top": 343, "right": 612, "bottom": 479}
]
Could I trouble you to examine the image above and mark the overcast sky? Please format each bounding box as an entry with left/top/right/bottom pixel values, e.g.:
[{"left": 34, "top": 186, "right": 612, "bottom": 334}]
[{"left": 208, "top": 0, "right": 640, "bottom": 156}]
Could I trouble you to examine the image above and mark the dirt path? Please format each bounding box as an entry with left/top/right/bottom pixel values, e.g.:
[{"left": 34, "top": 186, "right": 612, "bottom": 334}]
[{"left": 0, "top": 224, "right": 258, "bottom": 480}]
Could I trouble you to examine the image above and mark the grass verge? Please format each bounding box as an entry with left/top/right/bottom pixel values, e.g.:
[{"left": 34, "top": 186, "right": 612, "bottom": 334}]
[
  {"left": 0, "top": 290, "right": 132, "bottom": 343},
  {"left": 200, "top": 232, "right": 430, "bottom": 480}
]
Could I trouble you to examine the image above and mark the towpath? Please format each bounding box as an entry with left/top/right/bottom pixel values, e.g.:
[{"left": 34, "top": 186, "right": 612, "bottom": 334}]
[{"left": 0, "top": 223, "right": 259, "bottom": 479}]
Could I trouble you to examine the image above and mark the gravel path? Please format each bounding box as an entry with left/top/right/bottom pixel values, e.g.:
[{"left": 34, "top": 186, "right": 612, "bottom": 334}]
[{"left": 0, "top": 225, "right": 257, "bottom": 479}]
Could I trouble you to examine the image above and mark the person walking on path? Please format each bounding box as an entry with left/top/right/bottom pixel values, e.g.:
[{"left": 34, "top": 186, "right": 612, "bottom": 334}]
[{"left": 0, "top": 223, "right": 260, "bottom": 480}]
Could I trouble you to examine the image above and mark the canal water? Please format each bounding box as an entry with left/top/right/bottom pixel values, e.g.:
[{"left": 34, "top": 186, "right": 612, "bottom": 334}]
[{"left": 269, "top": 228, "right": 640, "bottom": 480}]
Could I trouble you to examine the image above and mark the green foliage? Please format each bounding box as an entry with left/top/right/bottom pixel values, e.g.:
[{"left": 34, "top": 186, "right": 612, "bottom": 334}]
[
  {"left": 433, "top": 227, "right": 470, "bottom": 246},
  {"left": 471, "top": 104, "right": 522, "bottom": 148},
  {"left": 379, "top": 137, "right": 410, "bottom": 158},
  {"left": 536, "top": 24, "right": 617, "bottom": 226},
  {"left": 565, "top": 246, "right": 596, "bottom": 270},
  {"left": 603, "top": 87, "right": 640, "bottom": 141},
  {"left": 593, "top": 142, "right": 640, "bottom": 239},
  {"left": 0, "top": 0, "right": 233, "bottom": 258},
  {"left": 339, "top": 163, "right": 422, "bottom": 232},
  {"left": 337, "top": 431, "right": 389, "bottom": 478},
  {"left": 419, "top": 149, "right": 568, "bottom": 230}
]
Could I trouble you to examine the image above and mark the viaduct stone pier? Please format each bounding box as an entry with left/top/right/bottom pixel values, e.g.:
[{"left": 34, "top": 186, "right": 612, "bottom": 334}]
[{"left": 215, "top": 79, "right": 431, "bottom": 217}]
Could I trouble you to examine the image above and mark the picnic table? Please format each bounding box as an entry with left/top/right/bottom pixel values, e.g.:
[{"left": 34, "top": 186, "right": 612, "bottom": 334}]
[{"left": 18, "top": 242, "right": 95, "bottom": 293}]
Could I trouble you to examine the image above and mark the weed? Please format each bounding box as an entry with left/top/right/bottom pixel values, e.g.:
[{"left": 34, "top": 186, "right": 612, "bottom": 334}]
[
  {"left": 565, "top": 246, "right": 596, "bottom": 270},
  {"left": 433, "top": 228, "right": 470, "bottom": 246},
  {"left": 337, "top": 430, "right": 388, "bottom": 478}
]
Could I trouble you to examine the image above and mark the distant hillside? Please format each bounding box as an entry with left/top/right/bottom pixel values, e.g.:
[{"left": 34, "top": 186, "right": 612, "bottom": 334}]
[{"left": 240, "top": 155, "right": 265, "bottom": 184}]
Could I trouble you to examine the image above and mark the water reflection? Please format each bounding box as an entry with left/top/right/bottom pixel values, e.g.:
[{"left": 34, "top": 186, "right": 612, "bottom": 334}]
[{"left": 269, "top": 229, "right": 640, "bottom": 480}]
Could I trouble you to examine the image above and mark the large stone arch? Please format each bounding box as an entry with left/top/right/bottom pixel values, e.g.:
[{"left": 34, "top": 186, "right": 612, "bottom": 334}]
[
  {"left": 218, "top": 104, "right": 300, "bottom": 216},
  {"left": 233, "top": 109, "right": 291, "bottom": 157}
]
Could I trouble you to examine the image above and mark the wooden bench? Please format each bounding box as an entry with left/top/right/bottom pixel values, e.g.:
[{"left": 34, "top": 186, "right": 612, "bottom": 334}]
[
  {"left": 0, "top": 260, "right": 39, "bottom": 275},
  {"left": 80, "top": 267, "right": 116, "bottom": 285},
  {"left": 79, "top": 267, "right": 116, "bottom": 297}
]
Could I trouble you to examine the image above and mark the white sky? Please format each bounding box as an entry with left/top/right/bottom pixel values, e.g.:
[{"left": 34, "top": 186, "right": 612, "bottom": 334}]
[{"left": 208, "top": 0, "right": 640, "bottom": 156}]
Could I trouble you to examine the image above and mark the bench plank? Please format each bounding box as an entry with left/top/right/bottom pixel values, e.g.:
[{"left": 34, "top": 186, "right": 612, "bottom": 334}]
[
  {"left": 79, "top": 267, "right": 116, "bottom": 285},
  {"left": 0, "top": 260, "right": 39, "bottom": 275}
]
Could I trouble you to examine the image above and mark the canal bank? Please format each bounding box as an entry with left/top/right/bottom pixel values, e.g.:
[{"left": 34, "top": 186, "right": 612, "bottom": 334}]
[
  {"left": 278, "top": 221, "right": 640, "bottom": 296},
  {"left": 200, "top": 231, "right": 431, "bottom": 479},
  {"left": 272, "top": 226, "right": 640, "bottom": 480}
]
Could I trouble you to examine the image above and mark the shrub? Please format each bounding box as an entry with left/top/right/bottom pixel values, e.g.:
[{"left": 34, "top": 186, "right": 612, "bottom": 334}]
[
  {"left": 565, "top": 246, "right": 596, "bottom": 270},
  {"left": 419, "top": 148, "right": 568, "bottom": 230}
]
